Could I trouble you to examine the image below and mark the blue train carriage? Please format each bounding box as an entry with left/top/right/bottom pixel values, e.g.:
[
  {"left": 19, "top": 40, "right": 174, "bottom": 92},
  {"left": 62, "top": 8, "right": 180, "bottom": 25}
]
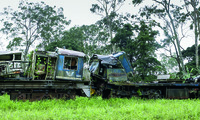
[
  {"left": 89, "top": 51, "right": 133, "bottom": 82},
  {"left": 54, "top": 48, "right": 90, "bottom": 98},
  {"left": 89, "top": 51, "right": 134, "bottom": 97},
  {"left": 0, "top": 51, "right": 28, "bottom": 80},
  {"left": 30, "top": 47, "right": 86, "bottom": 81},
  {"left": 55, "top": 47, "right": 85, "bottom": 81}
]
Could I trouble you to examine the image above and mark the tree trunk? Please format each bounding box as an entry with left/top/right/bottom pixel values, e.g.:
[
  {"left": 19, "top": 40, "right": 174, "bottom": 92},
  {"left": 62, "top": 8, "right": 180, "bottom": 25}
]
[
  {"left": 194, "top": 19, "right": 198, "bottom": 69},
  {"left": 24, "top": 41, "right": 30, "bottom": 61},
  {"left": 109, "top": 20, "right": 115, "bottom": 53},
  {"left": 165, "top": 4, "right": 186, "bottom": 73},
  {"left": 196, "top": 4, "right": 200, "bottom": 71},
  {"left": 191, "top": 0, "right": 199, "bottom": 71}
]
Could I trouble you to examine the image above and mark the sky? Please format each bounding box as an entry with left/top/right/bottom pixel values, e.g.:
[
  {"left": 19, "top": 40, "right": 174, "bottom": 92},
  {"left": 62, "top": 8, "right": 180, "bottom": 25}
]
[
  {"left": 0, "top": 0, "right": 195, "bottom": 51},
  {"left": 0, "top": 0, "right": 101, "bottom": 27},
  {"left": 0, "top": 0, "right": 134, "bottom": 27}
]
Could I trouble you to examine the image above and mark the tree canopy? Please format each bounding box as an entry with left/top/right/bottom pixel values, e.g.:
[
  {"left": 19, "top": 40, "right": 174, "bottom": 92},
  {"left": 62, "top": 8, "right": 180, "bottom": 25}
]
[
  {"left": 90, "top": 0, "right": 125, "bottom": 53},
  {"left": 112, "top": 21, "right": 164, "bottom": 81}
]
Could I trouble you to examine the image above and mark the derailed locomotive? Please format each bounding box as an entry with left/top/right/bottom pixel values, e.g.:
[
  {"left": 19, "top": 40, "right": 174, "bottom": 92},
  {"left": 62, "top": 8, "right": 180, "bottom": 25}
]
[
  {"left": 0, "top": 48, "right": 90, "bottom": 101},
  {"left": 0, "top": 48, "right": 200, "bottom": 101},
  {"left": 89, "top": 52, "right": 200, "bottom": 99}
]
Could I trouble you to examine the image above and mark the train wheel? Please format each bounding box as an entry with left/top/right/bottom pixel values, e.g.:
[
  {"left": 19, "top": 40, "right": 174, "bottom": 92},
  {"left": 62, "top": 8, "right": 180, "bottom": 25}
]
[
  {"left": 42, "top": 94, "right": 52, "bottom": 100},
  {"left": 70, "top": 90, "right": 76, "bottom": 99},
  {"left": 102, "top": 89, "right": 111, "bottom": 99},
  {"left": 148, "top": 90, "right": 162, "bottom": 99},
  {"left": 17, "top": 93, "right": 26, "bottom": 101},
  {"left": 62, "top": 90, "right": 76, "bottom": 100}
]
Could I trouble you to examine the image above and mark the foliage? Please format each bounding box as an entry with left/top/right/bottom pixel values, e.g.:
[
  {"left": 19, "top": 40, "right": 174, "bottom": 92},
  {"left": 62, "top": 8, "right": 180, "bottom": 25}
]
[
  {"left": 6, "top": 37, "right": 23, "bottom": 51},
  {"left": 182, "top": 45, "right": 196, "bottom": 61},
  {"left": 132, "top": 0, "right": 188, "bottom": 73},
  {"left": 169, "top": 66, "right": 195, "bottom": 80},
  {"left": 90, "top": 0, "right": 125, "bottom": 52},
  {"left": 45, "top": 26, "right": 84, "bottom": 52},
  {"left": 46, "top": 24, "right": 110, "bottom": 62},
  {"left": 0, "top": 0, "right": 70, "bottom": 60},
  {"left": 182, "top": 44, "right": 200, "bottom": 75},
  {"left": 183, "top": 0, "right": 200, "bottom": 70},
  {"left": 25, "top": 51, "right": 34, "bottom": 76},
  {"left": 1, "top": 94, "right": 200, "bottom": 119},
  {"left": 112, "top": 23, "right": 135, "bottom": 63},
  {"left": 112, "top": 21, "right": 164, "bottom": 81},
  {"left": 160, "top": 53, "right": 179, "bottom": 73},
  {"left": 80, "top": 24, "right": 110, "bottom": 56}
]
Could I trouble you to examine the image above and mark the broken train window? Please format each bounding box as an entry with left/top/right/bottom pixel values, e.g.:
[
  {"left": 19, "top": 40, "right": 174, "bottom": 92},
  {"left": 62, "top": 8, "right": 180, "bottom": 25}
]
[{"left": 64, "top": 57, "right": 78, "bottom": 70}]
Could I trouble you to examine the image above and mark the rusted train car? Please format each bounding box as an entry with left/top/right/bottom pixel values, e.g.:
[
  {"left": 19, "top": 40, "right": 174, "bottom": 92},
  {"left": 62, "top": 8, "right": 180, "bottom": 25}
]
[
  {"left": 0, "top": 48, "right": 90, "bottom": 101},
  {"left": 89, "top": 52, "right": 200, "bottom": 99}
]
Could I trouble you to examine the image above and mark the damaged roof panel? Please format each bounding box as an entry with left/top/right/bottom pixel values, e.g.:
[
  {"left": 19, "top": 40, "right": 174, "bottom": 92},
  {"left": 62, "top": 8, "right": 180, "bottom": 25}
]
[
  {"left": 113, "top": 52, "right": 133, "bottom": 74},
  {"left": 91, "top": 51, "right": 133, "bottom": 74},
  {"left": 92, "top": 54, "right": 118, "bottom": 65},
  {"left": 0, "top": 51, "right": 22, "bottom": 55},
  {"left": 56, "top": 47, "right": 85, "bottom": 57},
  {"left": 34, "top": 48, "right": 85, "bottom": 58}
]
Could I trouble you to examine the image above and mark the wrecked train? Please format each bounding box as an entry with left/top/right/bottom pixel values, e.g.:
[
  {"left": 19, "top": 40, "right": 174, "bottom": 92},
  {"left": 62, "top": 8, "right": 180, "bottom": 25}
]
[
  {"left": 89, "top": 52, "right": 200, "bottom": 99},
  {"left": 0, "top": 48, "right": 90, "bottom": 101},
  {"left": 0, "top": 48, "right": 200, "bottom": 101}
]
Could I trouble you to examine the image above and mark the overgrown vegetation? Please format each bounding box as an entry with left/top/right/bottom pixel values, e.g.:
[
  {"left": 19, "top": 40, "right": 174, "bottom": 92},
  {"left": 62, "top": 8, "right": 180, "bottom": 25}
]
[{"left": 0, "top": 94, "right": 200, "bottom": 120}]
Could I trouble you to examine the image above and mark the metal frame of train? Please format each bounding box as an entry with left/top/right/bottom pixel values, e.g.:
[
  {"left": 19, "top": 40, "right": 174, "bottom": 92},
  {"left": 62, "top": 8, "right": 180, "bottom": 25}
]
[{"left": 0, "top": 48, "right": 200, "bottom": 101}]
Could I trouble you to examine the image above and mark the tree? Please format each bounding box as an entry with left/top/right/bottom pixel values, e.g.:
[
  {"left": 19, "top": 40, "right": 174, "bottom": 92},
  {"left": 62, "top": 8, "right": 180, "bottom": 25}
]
[
  {"left": 90, "top": 0, "right": 125, "bottom": 52},
  {"left": 0, "top": 0, "right": 70, "bottom": 60},
  {"left": 112, "top": 21, "right": 163, "bottom": 81},
  {"left": 160, "top": 53, "right": 179, "bottom": 73},
  {"left": 182, "top": 44, "right": 200, "bottom": 75},
  {"left": 46, "top": 24, "right": 110, "bottom": 62},
  {"left": 45, "top": 26, "right": 84, "bottom": 52},
  {"left": 184, "top": 0, "right": 200, "bottom": 71},
  {"left": 133, "top": 21, "right": 163, "bottom": 80},
  {"left": 80, "top": 24, "right": 110, "bottom": 56},
  {"left": 132, "top": 0, "right": 187, "bottom": 73},
  {"left": 112, "top": 23, "right": 135, "bottom": 63}
]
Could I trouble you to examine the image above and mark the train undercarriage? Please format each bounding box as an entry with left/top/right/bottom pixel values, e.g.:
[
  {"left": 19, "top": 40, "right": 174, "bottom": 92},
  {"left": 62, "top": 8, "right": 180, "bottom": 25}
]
[
  {"left": 0, "top": 80, "right": 90, "bottom": 101},
  {"left": 92, "top": 81, "right": 200, "bottom": 99}
]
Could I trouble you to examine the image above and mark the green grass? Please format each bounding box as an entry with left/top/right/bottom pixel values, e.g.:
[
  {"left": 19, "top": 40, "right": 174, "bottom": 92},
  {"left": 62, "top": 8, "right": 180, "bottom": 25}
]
[{"left": 0, "top": 94, "right": 200, "bottom": 120}]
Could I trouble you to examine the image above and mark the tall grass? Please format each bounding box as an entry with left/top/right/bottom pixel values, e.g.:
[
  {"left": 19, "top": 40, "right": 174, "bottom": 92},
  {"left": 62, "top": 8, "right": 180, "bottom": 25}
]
[{"left": 0, "top": 94, "right": 200, "bottom": 120}]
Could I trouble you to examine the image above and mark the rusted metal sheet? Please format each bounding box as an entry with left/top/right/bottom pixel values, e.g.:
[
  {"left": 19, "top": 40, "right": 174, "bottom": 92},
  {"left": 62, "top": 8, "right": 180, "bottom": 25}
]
[
  {"left": 107, "top": 69, "right": 127, "bottom": 82},
  {"left": 166, "top": 89, "right": 189, "bottom": 99}
]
